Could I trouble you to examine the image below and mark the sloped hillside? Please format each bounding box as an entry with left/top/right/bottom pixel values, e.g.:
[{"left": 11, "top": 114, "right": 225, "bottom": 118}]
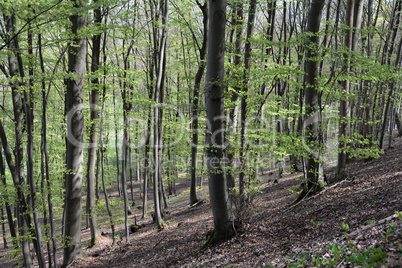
[{"left": 71, "top": 138, "right": 402, "bottom": 267}]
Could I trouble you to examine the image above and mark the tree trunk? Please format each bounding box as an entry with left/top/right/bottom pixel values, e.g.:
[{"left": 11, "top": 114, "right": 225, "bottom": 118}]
[
  {"left": 0, "top": 148, "right": 17, "bottom": 249},
  {"left": 337, "top": 0, "right": 364, "bottom": 179},
  {"left": 151, "top": 0, "right": 168, "bottom": 230},
  {"left": 63, "top": 0, "right": 86, "bottom": 265},
  {"left": 298, "top": 0, "right": 325, "bottom": 201},
  {"left": 38, "top": 32, "right": 58, "bottom": 268},
  {"left": 190, "top": 1, "right": 208, "bottom": 206},
  {"left": 238, "top": 0, "right": 257, "bottom": 204},
  {"left": 86, "top": 0, "right": 102, "bottom": 247},
  {"left": 204, "top": 0, "right": 235, "bottom": 242}
]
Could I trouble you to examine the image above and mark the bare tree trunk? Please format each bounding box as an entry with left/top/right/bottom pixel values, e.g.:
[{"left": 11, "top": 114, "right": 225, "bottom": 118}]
[
  {"left": 151, "top": 0, "right": 168, "bottom": 230},
  {"left": 38, "top": 32, "right": 58, "bottom": 268},
  {"left": 337, "top": 0, "right": 364, "bottom": 180},
  {"left": 86, "top": 0, "right": 103, "bottom": 247},
  {"left": 0, "top": 122, "right": 33, "bottom": 267},
  {"left": 225, "top": 0, "right": 244, "bottom": 191},
  {"left": 204, "top": 0, "right": 234, "bottom": 243},
  {"left": 63, "top": 0, "right": 86, "bottom": 265},
  {"left": 238, "top": 0, "right": 257, "bottom": 204},
  {"left": 190, "top": 0, "right": 208, "bottom": 206},
  {"left": 297, "top": 0, "right": 325, "bottom": 201},
  {"left": 379, "top": 0, "right": 402, "bottom": 149},
  {"left": 0, "top": 148, "right": 17, "bottom": 249}
]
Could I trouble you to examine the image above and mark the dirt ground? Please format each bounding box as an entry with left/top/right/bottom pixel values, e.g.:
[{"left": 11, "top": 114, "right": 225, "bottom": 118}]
[{"left": 1, "top": 138, "right": 401, "bottom": 267}]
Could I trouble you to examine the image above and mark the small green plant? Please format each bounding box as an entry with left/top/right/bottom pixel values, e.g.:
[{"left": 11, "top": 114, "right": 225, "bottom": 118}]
[
  {"left": 364, "top": 219, "right": 376, "bottom": 225},
  {"left": 328, "top": 243, "right": 347, "bottom": 261},
  {"left": 341, "top": 222, "right": 350, "bottom": 231},
  {"left": 395, "top": 211, "right": 402, "bottom": 218},
  {"left": 341, "top": 222, "right": 349, "bottom": 231},
  {"left": 346, "top": 248, "right": 386, "bottom": 266},
  {"left": 383, "top": 222, "right": 397, "bottom": 240},
  {"left": 285, "top": 252, "right": 309, "bottom": 267},
  {"left": 310, "top": 219, "right": 323, "bottom": 227}
]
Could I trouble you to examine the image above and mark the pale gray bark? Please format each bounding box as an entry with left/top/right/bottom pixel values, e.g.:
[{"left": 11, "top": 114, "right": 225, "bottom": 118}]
[{"left": 63, "top": 0, "right": 86, "bottom": 265}]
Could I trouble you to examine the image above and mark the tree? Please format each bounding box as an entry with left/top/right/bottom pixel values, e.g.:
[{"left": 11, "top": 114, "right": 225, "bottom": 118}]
[
  {"left": 298, "top": 0, "right": 326, "bottom": 200},
  {"left": 204, "top": 0, "right": 235, "bottom": 244},
  {"left": 86, "top": 0, "right": 103, "bottom": 247},
  {"left": 63, "top": 0, "right": 87, "bottom": 265},
  {"left": 190, "top": 0, "right": 208, "bottom": 206},
  {"left": 151, "top": 0, "right": 169, "bottom": 230},
  {"left": 337, "top": 0, "right": 364, "bottom": 179}
]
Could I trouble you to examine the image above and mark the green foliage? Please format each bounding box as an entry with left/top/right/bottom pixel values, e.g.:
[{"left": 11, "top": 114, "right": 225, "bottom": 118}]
[
  {"left": 341, "top": 222, "right": 350, "bottom": 232},
  {"left": 286, "top": 243, "right": 387, "bottom": 268}
]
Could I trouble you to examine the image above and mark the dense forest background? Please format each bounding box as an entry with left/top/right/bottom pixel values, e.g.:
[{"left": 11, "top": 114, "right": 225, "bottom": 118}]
[{"left": 0, "top": 0, "right": 401, "bottom": 267}]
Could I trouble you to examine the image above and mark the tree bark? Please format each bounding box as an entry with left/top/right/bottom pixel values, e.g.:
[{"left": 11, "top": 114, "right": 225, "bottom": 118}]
[
  {"left": 205, "top": 0, "right": 235, "bottom": 241},
  {"left": 190, "top": 0, "right": 208, "bottom": 206},
  {"left": 86, "top": 0, "right": 102, "bottom": 247},
  {"left": 38, "top": 32, "right": 58, "bottom": 268},
  {"left": 298, "top": 0, "right": 325, "bottom": 201},
  {"left": 151, "top": 0, "right": 168, "bottom": 230},
  {"left": 63, "top": 0, "right": 86, "bottom": 265},
  {"left": 337, "top": 0, "right": 364, "bottom": 179}
]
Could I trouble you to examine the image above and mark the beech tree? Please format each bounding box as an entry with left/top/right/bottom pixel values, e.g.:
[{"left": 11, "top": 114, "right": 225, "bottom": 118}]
[
  {"left": 86, "top": 0, "right": 103, "bottom": 247},
  {"left": 299, "top": 0, "right": 326, "bottom": 200},
  {"left": 337, "top": 0, "right": 364, "bottom": 180},
  {"left": 0, "top": 0, "right": 401, "bottom": 265},
  {"left": 63, "top": 0, "right": 87, "bottom": 265},
  {"left": 205, "top": 0, "right": 235, "bottom": 243}
]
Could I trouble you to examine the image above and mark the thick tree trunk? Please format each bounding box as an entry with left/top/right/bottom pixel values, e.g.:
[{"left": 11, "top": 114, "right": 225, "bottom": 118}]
[
  {"left": 63, "top": 0, "right": 86, "bottom": 265},
  {"left": 205, "top": 0, "right": 234, "bottom": 241},
  {"left": 298, "top": 0, "right": 325, "bottom": 201}
]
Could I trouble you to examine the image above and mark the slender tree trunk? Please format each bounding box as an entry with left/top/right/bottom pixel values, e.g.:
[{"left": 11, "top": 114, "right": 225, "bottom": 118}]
[
  {"left": 4, "top": 13, "right": 38, "bottom": 267},
  {"left": 86, "top": 0, "right": 103, "bottom": 247},
  {"left": 337, "top": 0, "right": 364, "bottom": 179},
  {"left": 0, "top": 121, "right": 33, "bottom": 267},
  {"left": 151, "top": 0, "right": 168, "bottom": 230},
  {"left": 238, "top": 0, "right": 257, "bottom": 204},
  {"left": 113, "top": 91, "right": 121, "bottom": 195},
  {"left": 38, "top": 32, "right": 58, "bottom": 268},
  {"left": 121, "top": 115, "right": 130, "bottom": 243},
  {"left": 190, "top": 1, "right": 208, "bottom": 206},
  {"left": 63, "top": 0, "right": 86, "bottom": 265},
  {"left": 0, "top": 207, "right": 6, "bottom": 249},
  {"left": 0, "top": 149, "right": 17, "bottom": 249},
  {"left": 225, "top": 0, "right": 244, "bottom": 191},
  {"left": 379, "top": 0, "right": 402, "bottom": 149}
]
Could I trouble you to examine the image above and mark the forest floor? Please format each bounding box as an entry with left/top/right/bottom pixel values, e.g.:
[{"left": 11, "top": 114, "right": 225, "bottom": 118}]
[{"left": 0, "top": 138, "right": 401, "bottom": 267}]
